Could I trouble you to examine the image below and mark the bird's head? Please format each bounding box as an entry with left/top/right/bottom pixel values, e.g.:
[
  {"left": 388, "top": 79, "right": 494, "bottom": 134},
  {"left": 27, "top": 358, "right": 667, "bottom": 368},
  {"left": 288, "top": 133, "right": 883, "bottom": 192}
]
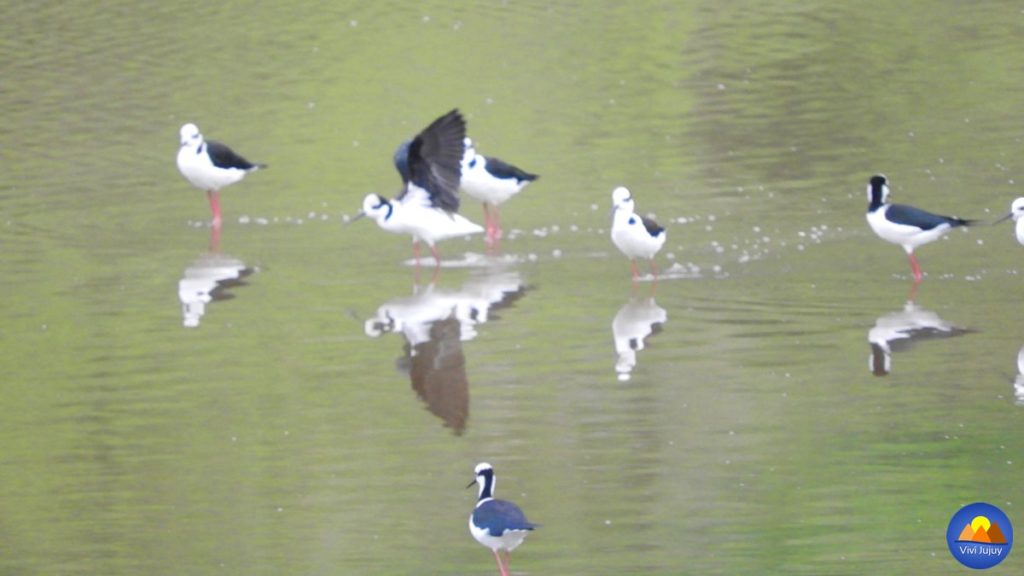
[
  {"left": 612, "top": 186, "right": 634, "bottom": 209},
  {"left": 179, "top": 123, "right": 203, "bottom": 148},
  {"left": 999, "top": 197, "right": 1024, "bottom": 224},
  {"left": 354, "top": 194, "right": 391, "bottom": 223},
  {"left": 867, "top": 174, "right": 889, "bottom": 206},
  {"left": 467, "top": 462, "right": 495, "bottom": 495},
  {"left": 610, "top": 186, "right": 635, "bottom": 222},
  {"left": 461, "top": 137, "right": 477, "bottom": 167}
]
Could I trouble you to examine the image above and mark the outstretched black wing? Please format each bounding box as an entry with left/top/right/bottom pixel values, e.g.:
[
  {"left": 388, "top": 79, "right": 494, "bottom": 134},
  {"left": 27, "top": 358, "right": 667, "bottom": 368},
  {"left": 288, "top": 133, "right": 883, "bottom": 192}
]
[{"left": 398, "top": 109, "right": 466, "bottom": 212}]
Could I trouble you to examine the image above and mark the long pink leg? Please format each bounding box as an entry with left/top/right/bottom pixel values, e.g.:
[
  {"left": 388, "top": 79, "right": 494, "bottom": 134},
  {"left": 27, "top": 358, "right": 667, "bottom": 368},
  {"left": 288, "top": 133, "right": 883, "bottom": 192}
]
[
  {"left": 906, "top": 280, "right": 919, "bottom": 304},
  {"left": 490, "top": 204, "right": 504, "bottom": 252},
  {"left": 630, "top": 259, "right": 640, "bottom": 280},
  {"left": 484, "top": 204, "right": 497, "bottom": 244},
  {"left": 208, "top": 223, "right": 222, "bottom": 253},
  {"left": 207, "top": 190, "right": 222, "bottom": 227},
  {"left": 907, "top": 252, "right": 922, "bottom": 283},
  {"left": 492, "top": 205, "right": 503, "bottom": 240},
  {"left": 501, "top": 550, "right": 512, "bottom": 575},
  {"left": 429, "top": 245, "right": 442, "bottom": 282},
  {"left": 413, "top": 240, "right": 422, "bottom": 265},
  {"left": 649, "top": 259, "right": 659, "bottom": 279},
  {"left": 492, "top": 549, "right": 509, "bottom": 576}
]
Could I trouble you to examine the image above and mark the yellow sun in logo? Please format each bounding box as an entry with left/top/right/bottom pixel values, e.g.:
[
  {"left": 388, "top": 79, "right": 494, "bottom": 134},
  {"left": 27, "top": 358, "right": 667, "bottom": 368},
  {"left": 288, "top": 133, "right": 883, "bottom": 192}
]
[{"left": 971, "top": 516, "right": 991, "bottom": 532}]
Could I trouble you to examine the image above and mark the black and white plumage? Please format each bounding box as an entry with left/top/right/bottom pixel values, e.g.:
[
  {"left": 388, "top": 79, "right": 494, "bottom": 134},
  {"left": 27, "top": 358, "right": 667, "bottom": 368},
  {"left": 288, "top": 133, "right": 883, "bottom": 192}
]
[
  {"left": 176, "top": 123, "right": 266, "bottom": 226},
  {"left": 610, "top": 186, "right": 667, "bottom": 280},
  {"left": 865, "top": 174, "right": 974, "bottom": 282},
  {"left": 393, "top": 109, "right": 467, "bottom": 212},
  {"left": 460, "top": 137, "right": 539, "bottom": 243},
  {"left": 468, "top": 462, "right": 537, "bottom": 576},
  {"left": 358, "top": 110, "right": 482, "bottom": 265}
]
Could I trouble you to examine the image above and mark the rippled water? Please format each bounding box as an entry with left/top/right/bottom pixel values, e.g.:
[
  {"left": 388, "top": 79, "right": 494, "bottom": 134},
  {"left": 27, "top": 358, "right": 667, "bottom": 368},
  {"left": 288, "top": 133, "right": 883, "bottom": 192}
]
[{"left": 3, "top": 1, "right": 1024, "bottom": 574}]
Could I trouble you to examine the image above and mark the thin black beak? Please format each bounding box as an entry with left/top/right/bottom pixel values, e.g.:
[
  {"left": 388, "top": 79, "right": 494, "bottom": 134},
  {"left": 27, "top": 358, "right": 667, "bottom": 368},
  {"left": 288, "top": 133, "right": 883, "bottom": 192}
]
[
  {"left": 992, "top": 212, "right": 1013, "bottom": 225},
  {"left": 350, "top": 210, "right": 366, "bottom": 223},
  {"left": 466, "top": 479, "right": 477, "bottom": 489}
]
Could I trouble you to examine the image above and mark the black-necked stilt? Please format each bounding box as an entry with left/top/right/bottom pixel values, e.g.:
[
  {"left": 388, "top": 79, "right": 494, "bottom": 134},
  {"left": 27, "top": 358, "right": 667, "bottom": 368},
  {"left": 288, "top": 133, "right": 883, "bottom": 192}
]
[
  {"left": 611, "top": 186, "right": 666, "bottom": 280},
  {"left": 865, "top": 174, "right": 975, "bottom": 282},
  {"left": 459, "top": 137, "right": 538, "bottom": 244},
  {"left": 356, "top": 110, "right": 483, "bottom": 267},
  {"left": 993, "top": 197, "right": 1024, "bottom": 245},
  {"left": 468, "top": 462, "right": 537, "bottom": 576},
  {"left": 176, "top": 123, "right": 266, "bottom": 226}
]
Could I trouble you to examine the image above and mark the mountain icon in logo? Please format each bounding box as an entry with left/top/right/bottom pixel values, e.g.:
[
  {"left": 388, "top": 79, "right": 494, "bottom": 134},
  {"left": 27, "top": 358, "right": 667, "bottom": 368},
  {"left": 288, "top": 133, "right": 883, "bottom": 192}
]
[
  {"left": 956, "top": 516, "right": 1008, "bottom": 545},
  {"left": 947, "top": 503, "right": 1013, "bottom": 569}
]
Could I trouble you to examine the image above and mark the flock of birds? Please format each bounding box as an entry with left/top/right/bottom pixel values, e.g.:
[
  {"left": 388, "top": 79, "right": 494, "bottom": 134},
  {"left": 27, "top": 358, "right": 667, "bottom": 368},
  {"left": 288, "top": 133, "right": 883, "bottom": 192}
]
[
  {"left": 177, "top": 110, "right": 547, "bottom": 574},
  {"left": 176, "top": 108, "right": 1024, "bottom": 573},
  {"left": 178, "top": 108, "right": 1024, "bottom": 288},
  {"left": 176, "top": 109, "right": 666, "bottom": 284}
]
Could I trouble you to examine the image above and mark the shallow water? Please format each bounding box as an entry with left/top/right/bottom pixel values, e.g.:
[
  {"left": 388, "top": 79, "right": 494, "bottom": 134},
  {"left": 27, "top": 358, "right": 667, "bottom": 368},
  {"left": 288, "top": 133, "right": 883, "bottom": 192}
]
[{"left": 2, "top": 1, "right": 1024, "bottom": 574}]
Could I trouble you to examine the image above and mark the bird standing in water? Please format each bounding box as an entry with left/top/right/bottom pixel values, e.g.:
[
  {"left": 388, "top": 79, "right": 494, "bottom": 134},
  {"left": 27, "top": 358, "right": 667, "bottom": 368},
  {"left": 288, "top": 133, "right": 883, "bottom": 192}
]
[
  {"left": 611, "top": 186, "right": 666, "bottom": 281},
  {"left": 468, "top": 462, "right": 537, "bottom": 576},
  {"left": 865, "top": 174, "right": 975, "bottom": 282},
  {"left": 176, "top": 123, "right": 266, "bottom": 227},
  {"left": 356, "top": 109, "right": 482, "bottom": 267},
  {"left": 459, "top": 137, "right": 538, "bottom": 245}
]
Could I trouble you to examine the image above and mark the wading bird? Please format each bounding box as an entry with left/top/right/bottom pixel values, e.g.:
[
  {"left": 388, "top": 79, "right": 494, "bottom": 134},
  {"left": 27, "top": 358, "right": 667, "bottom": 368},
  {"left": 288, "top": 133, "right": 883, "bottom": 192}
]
[
  {"left": 176, "top": 123, "right": 266, "bottom": 226},
  {"left": 356, "top": 110, "right": 482, "bottom": 267}
]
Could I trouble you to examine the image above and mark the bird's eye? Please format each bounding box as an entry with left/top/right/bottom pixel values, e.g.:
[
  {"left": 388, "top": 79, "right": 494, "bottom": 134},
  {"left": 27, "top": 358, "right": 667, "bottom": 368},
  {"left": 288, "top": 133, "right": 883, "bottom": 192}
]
[{"left": 628, "top": 216, "right": 636, "bottom": 225}]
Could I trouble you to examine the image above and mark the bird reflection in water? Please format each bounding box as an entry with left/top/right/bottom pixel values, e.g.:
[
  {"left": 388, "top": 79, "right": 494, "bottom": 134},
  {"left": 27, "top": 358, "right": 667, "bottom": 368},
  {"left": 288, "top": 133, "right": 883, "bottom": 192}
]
[
  {"left": 364, "top": 269, "right": 527, "bottom": 433},
  {"left": 398, "top": 315, "right": 469, "bottom": 433},
  {"left": 612, "top": 297, "right": 667, "bottom": 381},
  {"left": 867, "top": 293, "right": 970, "bottom": 376},
  {"left": 178, "top": 225, "right": 255, "bottom": 328}
]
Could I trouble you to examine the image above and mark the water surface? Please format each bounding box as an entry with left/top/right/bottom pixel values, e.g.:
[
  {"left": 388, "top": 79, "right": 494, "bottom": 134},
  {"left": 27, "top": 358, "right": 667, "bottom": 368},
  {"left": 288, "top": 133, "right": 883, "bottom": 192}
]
[{"left": 2, "top": 1, "right": 1023, "bottom": 574}]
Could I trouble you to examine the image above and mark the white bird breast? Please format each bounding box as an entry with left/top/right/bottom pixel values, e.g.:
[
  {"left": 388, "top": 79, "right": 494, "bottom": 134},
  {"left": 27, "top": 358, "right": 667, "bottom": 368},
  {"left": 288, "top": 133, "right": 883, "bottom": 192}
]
[
  {"left": 460, "top": 159, "right": 526, "bottom": 205},
  {"left": 612, "top": 211, "right": 665, "bottom": 259},
  {"left": 866, "top": 207, "right": 951, "bottom": 251},
  {"left": 177, "top": 145, "right": 248, "bottom": 191}
]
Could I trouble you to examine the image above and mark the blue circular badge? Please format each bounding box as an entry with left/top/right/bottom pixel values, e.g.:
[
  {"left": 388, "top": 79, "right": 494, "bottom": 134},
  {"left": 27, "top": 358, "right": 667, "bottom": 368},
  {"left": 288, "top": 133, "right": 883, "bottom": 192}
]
[{"left": 947, "top": 502, "right": 1013, "bottom": 569}]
